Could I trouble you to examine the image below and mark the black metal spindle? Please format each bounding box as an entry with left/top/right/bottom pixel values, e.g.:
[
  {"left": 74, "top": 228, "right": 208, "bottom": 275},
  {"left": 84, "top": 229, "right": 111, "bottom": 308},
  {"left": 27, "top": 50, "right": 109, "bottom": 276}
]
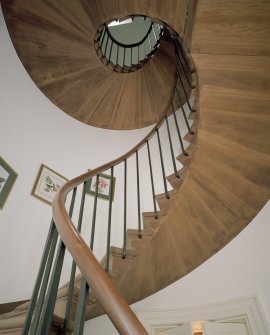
[
  {"left": 171, "top": 102, "right": 188, "bottom": 156},
  {"left": 22, "top": 221, "right": 58, "bottom": 335},
  {"left": 131, "top": 47, "right": 133, "bottom": 66},
  {"left": 175, "top": 87, "right": 194, "bottom": 134},
  {"left": 137, "top": 45, "right": 140, "bottom": 63},
  {"left": 146, "top": 141, "right": 158, "bottom": 219},
  {"left": 152, "top": 25, "right": 157, "bottom": 42},
  {"left": 176, "top": 69, "right": 196, "bottom": 112},
  {"left": 123, "top": 47, "right": 126, "bottom": 67},
  {"left": 37, "top": 183, "right": 87, "bottom": 335},
  {"left": 148, "top": 35, "right": 151, "bottom": 54},
  {"left": 100, "top": 28, "right": 106, "bottom": 49},
  {"left": 165, "top": 115, "right": 180, "bottom": 178},
  {"left": 175, "top": 37, "right": 195, "bottom": 74},
  {"left": 115, "top": 45, "right": 119, "bottom": 68},
  {"left": 173, "top": 38, "right": 195, "bottom": 89},
  {"left": 36, "top": 239, "right": 66, "bottom": 335},
  {"left": 104, "top": 33, "right": 109, "bottom": 58},
  {"left": 63, "top": 188, "right": 81, "bottom": 330},
  {"left": 136, "top": 150, "right": 142, "bottom": 237},
  {"left": 29, "top": 229, "right": 59, "bottom": 335},
  {"left": 90, "top": 174, "right": 99, "bottom": 250},
  {"left": 156, "top": 129, "right": 170, "bottom": 199},
  {"left": 72, "top": 175, "right": 99, "bottom": 335},
  {"left": 122, "top": 160, "right": 127, "bottom": 258},
  {"left": 105, "top": 167, "right": 114, "bottom": 272},
  {"left": 143, "top": 39, "right": 147, "bottom": 59},
  {"left": 73, "top": 278, "right": 89, "bottom": 335},
  {"left": 108, "top": 40, "right": 113, "bottom": 64}
]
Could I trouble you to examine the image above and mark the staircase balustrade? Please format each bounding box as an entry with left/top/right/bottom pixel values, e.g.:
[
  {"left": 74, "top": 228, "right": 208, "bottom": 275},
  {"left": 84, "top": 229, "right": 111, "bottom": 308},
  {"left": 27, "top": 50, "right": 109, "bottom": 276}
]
[
  {"left": 95, "top": 16, "right": 164, "bottom": 73},
  {"left": 20, "top": 31, "right": 197, "bottom": 335}
]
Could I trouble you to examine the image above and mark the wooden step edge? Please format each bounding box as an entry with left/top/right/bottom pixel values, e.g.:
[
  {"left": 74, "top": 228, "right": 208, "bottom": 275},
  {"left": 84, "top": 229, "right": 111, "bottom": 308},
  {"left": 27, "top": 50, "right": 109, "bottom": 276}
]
[
  {"left": 142, "top": 209, "right": 167, "bottom": 219},
  {"left": 167, "top": 173, "right": 184, "bottom": 189},
  {"left": 177, "top": 144, "right": 195, "bottom": 164},
  {"left": 110, "top": 246, "right": 137, "bottom": 259},
  {"left": 156, "top": 189, "right": 178, "bottom": 201},
  {"left": 183, "top": 131, "right": 197, "bottom": 144},
  {"left": 142, "top": 210, "right": 167, "bottom": 231},
  {"left": 127, "top": 228, "right": 154, "bottom": 237},
  {"left": 156, "top": 189, "right": 179, "bottom": 210}
]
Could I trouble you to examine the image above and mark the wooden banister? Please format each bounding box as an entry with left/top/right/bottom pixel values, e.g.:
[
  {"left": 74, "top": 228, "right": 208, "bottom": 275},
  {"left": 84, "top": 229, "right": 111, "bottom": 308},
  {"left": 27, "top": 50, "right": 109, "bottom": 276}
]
[
  {"left": 53, "top": 188, "right": 148, "bottom": 335},
  {"left": 51, "top": 50, "right": 179, "bottom": 334}
]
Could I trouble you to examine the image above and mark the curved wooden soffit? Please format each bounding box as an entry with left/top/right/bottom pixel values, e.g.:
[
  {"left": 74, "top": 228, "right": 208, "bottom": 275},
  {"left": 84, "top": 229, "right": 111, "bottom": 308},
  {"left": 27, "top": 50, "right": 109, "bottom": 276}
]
[{"left": 1, "top": 0, "right": 188, "bottom": 129}]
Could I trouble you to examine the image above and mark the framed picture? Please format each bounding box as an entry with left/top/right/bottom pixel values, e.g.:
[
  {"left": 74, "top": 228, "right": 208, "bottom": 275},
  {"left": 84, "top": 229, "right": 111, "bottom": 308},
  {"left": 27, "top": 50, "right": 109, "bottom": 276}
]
[
  {"left": 0, "top": 157, "right": 18, "bottom": 209},
  {"left": 31, "top": 164, "right": 68, "bottom": 205},
  {"left": 86, "top": 173, "right": 116, "bottom": 201}
]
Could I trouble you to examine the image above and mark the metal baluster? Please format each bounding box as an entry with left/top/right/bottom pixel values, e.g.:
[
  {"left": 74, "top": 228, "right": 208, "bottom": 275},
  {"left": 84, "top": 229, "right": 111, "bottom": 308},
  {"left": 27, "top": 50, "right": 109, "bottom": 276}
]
[
  {"left": 72, "top": 175, "right": 99, "bottom": 335},
  {"left": 136, "top": 150, "right": 142, "bottom": 237},
  {"left": 122, "top": 160, "right": 127, "bottom": 258},
  {"left": 152, "top": 25, "right": 157, "bottom": 42},
  {"left": 173, "top": 37, "right": 195, "bottom": 89},
  {"left": 105, "top": 167, "right": 114, "bottom": 272},
  {"left": 146, "top": 141, "right": 158, "bottom": 219},
  {"left": 90, "top": 174, "right": 99, "bottom": 250},
  {"left": 175, "top": 37, "right": 195, "bottom": 74},
  {"left": 100, "top": 28, "right": 106, "bottom": 49},
  {"left": 165, "top": 115, "right": 180, "bottom": 178},
  {"left": 115, "top": 45, "right": 119, "bottom": 68},
  {"left": 72, "top": 278, "right": 89, "bottom": 335},
  {"left": 108, "top": 40, "right": 113, "bottom": 64},
  {"left": 143, "top": 39, "right": 147, "bottom": 59},
  {"left": 29, "top": 228, "right": 59, "bottom": 335},
  {"left": 63, "top": 188, "right": 81, "bottom": 330},
  {"left": 32, "top": 189, "right": 77, "bottom": 334},
  {"left": 171, "top": 102, "right": 188, "bottom": 156},
  {"left": 123, "top": 48, "right": 126, "bottom": 67},
  {"left": 21, "top": 221, "right": 58, "bottom": 335},
  {"left": 137, "top": 45, "right": 140, "bottom": 63},
  {"left": 156, "top": 129, "right": 170, "bottom": 199},
  {"left": 104, "top": 33, "right": 109, "bottom": 59},
  {"left": 148, "top": 35, "right": 151, "bottom": 54},
  {"left": 176, "top": 69, "right": 196, "bottom": 112},
  {"left": 175, "top": 87, "right": 194, "bottom": 134},
  {"left": 37, "top": 183, "right": 87, "bottom": 335},
  {"left": 36, "top": 240, "right": 66, "bottom": 335},
  {"left": 131, "top": 47, "right": 133, "bottom": 66}
]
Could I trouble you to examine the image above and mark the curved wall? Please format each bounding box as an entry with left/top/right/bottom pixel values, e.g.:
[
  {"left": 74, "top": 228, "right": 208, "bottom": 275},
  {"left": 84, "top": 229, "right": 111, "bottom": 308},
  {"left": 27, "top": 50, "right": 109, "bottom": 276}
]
[{"left": 0, "top": 9, "right": 152, "bottom": 303}]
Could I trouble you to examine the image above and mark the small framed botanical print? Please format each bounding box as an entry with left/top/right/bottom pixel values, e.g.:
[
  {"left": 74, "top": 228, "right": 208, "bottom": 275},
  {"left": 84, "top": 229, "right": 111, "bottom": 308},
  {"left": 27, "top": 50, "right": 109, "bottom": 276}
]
[
  {"left": 86, "top": 173, "right": 116, "bottom": 201},
  {"left": 0, "top": 156, "right": 18, "bottom": 209},
  {"left": 31, "top": 164, "right": 68, "bottom": 205}
]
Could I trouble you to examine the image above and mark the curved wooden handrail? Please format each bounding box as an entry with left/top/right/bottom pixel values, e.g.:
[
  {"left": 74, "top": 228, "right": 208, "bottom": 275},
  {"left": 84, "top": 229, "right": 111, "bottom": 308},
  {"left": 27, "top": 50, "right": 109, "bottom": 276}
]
[{"left": 52, "top": 42, "right": 180, "bottom": 334}]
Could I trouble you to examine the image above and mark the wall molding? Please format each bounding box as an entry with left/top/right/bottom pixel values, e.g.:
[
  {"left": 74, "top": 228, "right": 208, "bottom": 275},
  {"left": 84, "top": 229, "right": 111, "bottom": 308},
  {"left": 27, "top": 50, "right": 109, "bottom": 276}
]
[{"left": 135, "top": 295, "right": 270, "bottom": 335}]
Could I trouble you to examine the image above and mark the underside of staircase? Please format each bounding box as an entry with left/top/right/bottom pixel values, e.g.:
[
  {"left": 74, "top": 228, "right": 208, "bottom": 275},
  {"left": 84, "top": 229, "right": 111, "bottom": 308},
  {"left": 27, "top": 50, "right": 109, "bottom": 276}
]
[{"left": 1, "top": 0, "right": 270, "bottom": 334}]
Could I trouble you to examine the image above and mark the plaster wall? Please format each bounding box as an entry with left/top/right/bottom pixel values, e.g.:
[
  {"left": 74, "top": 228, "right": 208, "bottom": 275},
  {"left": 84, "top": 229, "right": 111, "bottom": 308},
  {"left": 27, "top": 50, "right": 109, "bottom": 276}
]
[{"left": 0, "top": 10, "right": 152, "bottom": 303}]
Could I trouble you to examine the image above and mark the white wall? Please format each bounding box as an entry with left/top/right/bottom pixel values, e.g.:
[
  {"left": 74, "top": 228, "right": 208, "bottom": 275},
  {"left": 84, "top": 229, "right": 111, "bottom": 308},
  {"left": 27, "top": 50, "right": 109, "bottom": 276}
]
[
  {"left": 0, "top": 9, "right": 152, "bottom": 303},
  {"left": 84, "top": 201, "right": 270, "bottom": 334}
]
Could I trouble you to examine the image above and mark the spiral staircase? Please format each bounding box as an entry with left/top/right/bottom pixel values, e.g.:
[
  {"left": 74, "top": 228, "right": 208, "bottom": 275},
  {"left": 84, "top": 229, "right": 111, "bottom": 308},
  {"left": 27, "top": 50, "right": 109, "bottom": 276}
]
[{"left": 1, "top": 0, "right": 270, "bottom": 334}]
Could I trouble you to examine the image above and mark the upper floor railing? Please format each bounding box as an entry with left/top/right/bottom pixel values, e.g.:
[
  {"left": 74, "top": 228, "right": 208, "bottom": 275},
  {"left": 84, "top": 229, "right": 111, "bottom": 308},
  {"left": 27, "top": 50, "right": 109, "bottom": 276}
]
[{"left": 94, "top": 16, "right": 164, "bottom": 73}]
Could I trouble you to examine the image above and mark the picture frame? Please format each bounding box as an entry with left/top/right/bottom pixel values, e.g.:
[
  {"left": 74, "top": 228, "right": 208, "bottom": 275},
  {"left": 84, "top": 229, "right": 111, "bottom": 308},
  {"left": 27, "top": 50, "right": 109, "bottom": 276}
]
[
  {"left": 0, "top": 156, "right": 18, "bottom": 209},
  {"left": 31, "top": 164, "right": 68, "bottom": 205},
  {"left": 86, "top": 172, "right": 116, "bottom": 201}
]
